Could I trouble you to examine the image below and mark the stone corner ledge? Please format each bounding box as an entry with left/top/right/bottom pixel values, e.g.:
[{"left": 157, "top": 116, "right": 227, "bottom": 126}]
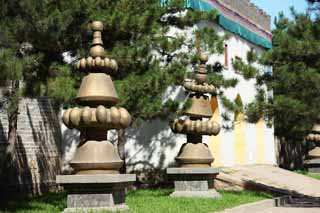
[
  {"left": 166, "top": 167, "right": 220, "bottom": 175},
  {"left": 56, "top": 174, "right": 136, "bottom": 184},
  {"left": 63, "top": 204, "right": 129, "bottom": 212}
]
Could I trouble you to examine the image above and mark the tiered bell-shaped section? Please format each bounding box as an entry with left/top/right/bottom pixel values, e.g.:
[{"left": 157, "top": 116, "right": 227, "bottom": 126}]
[
  {"left": 170, "top": 54, "right": 220, "bottom": 168},
  {"left": 305, "top": 122, "right": 320, "bottom": 173},
  {"left": 167, "top": 53, "right": 221, "bottom": 199},
  {"left": 61, "top": 21, "right": 131, "bottom": 175},
  {"left": 57, "top": 21, "right": 135, "bottom": 212}
]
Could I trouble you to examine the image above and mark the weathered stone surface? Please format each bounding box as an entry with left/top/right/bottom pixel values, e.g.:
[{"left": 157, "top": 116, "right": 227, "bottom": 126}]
[
  {"left": 0, "top": 97, "right": 61, "bottom": 197},
  {"left": 175, "top": 180, "right": 209, "bottom": 191},
  {"left": 171, "top": 190, "right": 220, "bottom": 198},
  {"left": 167, "top": 167, "right": 219, "bottom": 175},
  {"left": 63, "top": 204, "right": 129, "bottom": 213},
  {"left": 57, "top": 174, "right": 136, "bottom": 184},
  {"left": 68, "top": 191, "right": 125, "bottom": 208},
  {"left": 216, "top": 165, "right": 320, "bottom": 198},
  {"left": 167, "top": 167, "right": 220, "bottom": 199},
  {"left": 57, "top": 174, "right": 135, "bottom": 212},
  {"left": 305, "top": 159, "right": 320, "bottom": 173}
]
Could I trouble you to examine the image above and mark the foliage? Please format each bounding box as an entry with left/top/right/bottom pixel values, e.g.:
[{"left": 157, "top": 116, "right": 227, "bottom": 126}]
[
  {"left": 232, "top": 58, "right": 258, "bottom": 80},
  {"left": 258, "top": 5, "right": 320, "bottom": 139},
  {"left": 231, "top": 49, "right": 259, "bottom": 80},
  {"left": 245, "top": 88, "right": 271, "bottom": 124},
  {"left": 235, "top": 1, "right": 320, "bottom": 139},
  {"left": 0, "top": 0, "right": 229, "bottom": 121},
  {"left": 220, "top": 96, "right": 243, "bottom": 114},
  {"left": 0, "top": 189, "right": 272, "bottom": 213}
]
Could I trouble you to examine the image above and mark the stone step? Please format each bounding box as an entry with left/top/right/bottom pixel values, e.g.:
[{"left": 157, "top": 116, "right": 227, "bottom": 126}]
[
  {"left": 216, "top": 165, "right": 320, "bottom": 198},
  {"left": 218, "top": 197, "right": 320, "bottom": 213}
]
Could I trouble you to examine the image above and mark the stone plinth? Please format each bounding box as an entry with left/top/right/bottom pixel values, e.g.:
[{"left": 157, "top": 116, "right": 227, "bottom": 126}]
[
  {"left": 166, "top": 168, "right": 220, "bottom": 198},
  {"left": 57, "top": 174, "right": 136, "bottom": 212},
  {"left": 305, "top": 159, "right": 320, "bottom": 173}
]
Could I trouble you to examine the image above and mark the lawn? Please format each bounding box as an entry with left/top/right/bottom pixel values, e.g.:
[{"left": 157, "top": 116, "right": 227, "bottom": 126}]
[
  {"left": 1, "top": 189, "right": 272, "bottom": 213},
  {"left": 296, "top": 170, "right": 320, "bottom": 180}
]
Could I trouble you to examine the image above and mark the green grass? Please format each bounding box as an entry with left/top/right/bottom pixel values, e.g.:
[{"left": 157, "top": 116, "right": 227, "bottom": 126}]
[
  {"left": 296, "top": 170, "right": 320, "bottom": 180},
  {"left": 126, "top": 189, "right": 271, "bottom": 213},
  {"left": 1, "top": 189, "right": 272, "bottom": 213}
]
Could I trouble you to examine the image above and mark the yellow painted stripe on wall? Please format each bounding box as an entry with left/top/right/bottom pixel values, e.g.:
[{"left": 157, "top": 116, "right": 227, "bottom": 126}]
[
  {"left": 234, "top": 116, "right": 246, "bottom": 165},
  {"left": 256, "top": 118, "right": 265, "bottom": 164},
  {"left": 209, "top": 96, "right": 222, "bottom": 167}
]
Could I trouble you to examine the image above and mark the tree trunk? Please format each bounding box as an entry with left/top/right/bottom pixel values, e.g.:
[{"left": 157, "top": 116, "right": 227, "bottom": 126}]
[
  {"left": 275, "top": 136, "right": 307, "bottom": 170},
  {"left": 117, "top": 129, "right": 126, "bottom": 174},
  {"left": 4, "top": 80, "right": 20, "bottom": 166}
]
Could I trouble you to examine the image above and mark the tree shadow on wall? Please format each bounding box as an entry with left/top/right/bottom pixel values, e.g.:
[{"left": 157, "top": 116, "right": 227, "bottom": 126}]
[
  {"left": 1, "top": 97, "right": 62, "bottom": 199},
  {"left": 0, "top": 97, "right": 62, "bottom": 205},
  {"left": 118, "top": 86, "right": 187, "bottom": 187},
  {"left": 34, "top": 98, "right": 61, "bottom": 194},
  {"left": 0, "top": 101, "right": 32, "bottom": 200},
  {"left": 123, "top": 119, "right": 183, "bottom": 187}
]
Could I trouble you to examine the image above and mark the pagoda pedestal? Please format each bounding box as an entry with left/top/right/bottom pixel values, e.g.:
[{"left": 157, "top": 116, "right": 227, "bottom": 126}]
[
  {"left": 167, "top": 168, "right": 220, "bottom": 198},
  {"left": 57, "top": 174, "right": 135, "bottom": 212},
  {"left": 56, "top": 21, "right": 135, "bottom": 212},
  {"left": 167, "top": 54, "right": 221, "bottom": 199}
]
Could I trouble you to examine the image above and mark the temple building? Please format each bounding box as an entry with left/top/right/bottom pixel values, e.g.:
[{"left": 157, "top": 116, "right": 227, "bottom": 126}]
[
  {"left": 60, "top": 0, "right": 276, "bottom": 172},
  {"left": 0, "top": 0, "right": 276, "bottom": 196},
  {"left": 120, "top": 0, "right": 276, "bottom": 170}
]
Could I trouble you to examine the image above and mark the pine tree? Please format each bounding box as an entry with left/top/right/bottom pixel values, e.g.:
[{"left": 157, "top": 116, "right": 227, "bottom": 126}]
[
  {"left": 1, "top": 0, "right": 232, "bottom": 175},
  {"left": 236, "top": 0, "right": 320, "bottom": 168},
  {"left": 260, "top": 5, "right": 320, "bottom": 140}
]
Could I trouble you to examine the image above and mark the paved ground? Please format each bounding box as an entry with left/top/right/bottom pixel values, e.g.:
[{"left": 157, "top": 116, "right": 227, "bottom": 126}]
[
  {"left": 257, "top": 207, "right": 320, "bottom": 213},
  {"left": 216, "top": 165, "right": 320, "bottom": 198},
  {"left": 218, "top": 198, "right": 320, "bottom": 213}
]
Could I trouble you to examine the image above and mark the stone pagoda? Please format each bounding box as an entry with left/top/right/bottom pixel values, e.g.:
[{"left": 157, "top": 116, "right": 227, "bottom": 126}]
[
  {"left": 167, "top": 53, "right": 221, "bottom": 198},
  {"left": 305, "top": 121, "right": 320, "bottom": 173},
  {"left": 56, "top": 21, "right": 135, "bottom": 212}
]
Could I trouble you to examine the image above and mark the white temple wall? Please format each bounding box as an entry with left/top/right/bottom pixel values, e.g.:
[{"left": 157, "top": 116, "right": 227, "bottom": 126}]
[{"left": 61, "top": 21, "right": 276, "bottom": 171}]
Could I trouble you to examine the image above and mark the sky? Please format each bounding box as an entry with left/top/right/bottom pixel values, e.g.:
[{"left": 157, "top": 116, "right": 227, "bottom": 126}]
[{"left": 251, "top": 0, "right": 309, "bottom": 28}]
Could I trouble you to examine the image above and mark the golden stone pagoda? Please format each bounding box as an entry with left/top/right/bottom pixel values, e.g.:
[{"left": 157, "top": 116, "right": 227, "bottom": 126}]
[
  {"left": 62, "top": 21, "right": 131, "bottom": 174},
  {"left": 167, "top": 53, "right": 221, "bottom": 198},
  {"left": 57, "top": 21, "right": 135, "bottom": 212},
  {"left": 170, "top": 53, "right": 220, "bottom": 167}
]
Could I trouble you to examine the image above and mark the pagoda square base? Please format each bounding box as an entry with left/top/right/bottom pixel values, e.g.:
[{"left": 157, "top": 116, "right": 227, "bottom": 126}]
[
  {"left": 305, "top": 159, "right": 320, "bottom": 173},
  {"left": 166, "top": 167, "right": 221, "bottom": 199},
  {"left": 56, "top": 174, "right": 136, "bottom": 212}
]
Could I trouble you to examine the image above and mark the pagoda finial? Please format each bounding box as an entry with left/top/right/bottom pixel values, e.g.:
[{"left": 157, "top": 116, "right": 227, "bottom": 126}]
[
  {"left": 199, "top": 53, "right": 208, "bottom": 64},
  {"left": 76, "top": 21, "right": 118, "bottom": 73},
  {"left": 90, "top": 21, "right": 106, "bottom": 58}
]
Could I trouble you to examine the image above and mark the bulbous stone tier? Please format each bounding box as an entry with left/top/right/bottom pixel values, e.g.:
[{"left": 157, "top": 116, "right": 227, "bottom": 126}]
[
  {"left": 307, "top": 133, "right": 320, "bottom": 142},
  {"left": 63, "top": 106, "right": 131, "bottom": 130},
  {"left": 170, "top": 118, "right": 220, "bottom": 136},
  {"left": 76, "top": 57, "right": 118, "bottom": 74},
  {"left": 183, "top": 81, "right": 217, "bottom": 94},
  {"left": 176, "top": 143, "right": 214, "bottom": 167}
]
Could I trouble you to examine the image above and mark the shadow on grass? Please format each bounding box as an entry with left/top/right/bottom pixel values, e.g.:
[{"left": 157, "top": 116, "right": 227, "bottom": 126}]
[
  {"left": 0, "top": 192, "right": 67, "bottom": 213},
  {"left": 0, "top": 189, "right": 272, "bottom": 213}
]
